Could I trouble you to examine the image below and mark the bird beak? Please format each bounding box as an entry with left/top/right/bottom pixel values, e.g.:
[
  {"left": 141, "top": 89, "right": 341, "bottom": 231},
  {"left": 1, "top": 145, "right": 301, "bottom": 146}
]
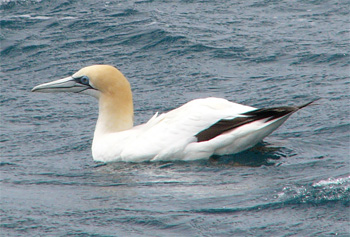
[{"left": 32, "top": 76, "right": 89, "bottom": 93}]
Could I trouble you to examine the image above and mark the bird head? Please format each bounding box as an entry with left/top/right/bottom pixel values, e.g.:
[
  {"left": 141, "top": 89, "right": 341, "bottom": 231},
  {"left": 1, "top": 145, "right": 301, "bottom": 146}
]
[{"left": 32, "top": 65, "right": 131, "bottom": 99}]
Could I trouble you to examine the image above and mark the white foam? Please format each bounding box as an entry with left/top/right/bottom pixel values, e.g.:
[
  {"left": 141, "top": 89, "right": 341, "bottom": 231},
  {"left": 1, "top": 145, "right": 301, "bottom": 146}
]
[{"left": 312, "top": 176, "right": 350, "bottom": 187}]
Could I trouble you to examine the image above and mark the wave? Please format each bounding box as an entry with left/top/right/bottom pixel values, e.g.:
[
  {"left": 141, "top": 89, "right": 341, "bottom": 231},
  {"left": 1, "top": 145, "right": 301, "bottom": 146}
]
[
  {"left": 291, "top": 52, "right": 349, "bottom": 66},
  {"left": 190, "top": 176, "right": 350, "bottom": 215},
  {"left": 277, "top": 175, "right": 350, "bottom": 205},
  {"left": 117, "top": 29, "right": 188, "bottom": 50}
]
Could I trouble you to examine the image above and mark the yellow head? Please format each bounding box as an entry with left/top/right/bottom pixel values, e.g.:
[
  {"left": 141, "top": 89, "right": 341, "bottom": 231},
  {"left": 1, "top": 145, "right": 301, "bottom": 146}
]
[
  {"left": 72, "top": 65, "right": 131, "bottom": 97},
  {"left": 32, "top": 65, "right": 134, "bottom": 133}
]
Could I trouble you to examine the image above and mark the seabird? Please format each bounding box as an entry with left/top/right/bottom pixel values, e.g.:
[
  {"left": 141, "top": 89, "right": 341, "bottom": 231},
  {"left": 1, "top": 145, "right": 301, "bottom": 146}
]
[{"left": 32, "top": 65, "right": 315, "bottom": 162}]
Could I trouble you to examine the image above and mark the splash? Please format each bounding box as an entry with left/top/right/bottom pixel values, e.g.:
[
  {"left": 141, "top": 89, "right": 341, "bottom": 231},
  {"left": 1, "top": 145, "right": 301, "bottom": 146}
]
[
  {"left": 277, "top": 176, "right": 350, "bottom": 204},
  {"left": 313, "top": 176, "right": 350, "bottom": 187}
]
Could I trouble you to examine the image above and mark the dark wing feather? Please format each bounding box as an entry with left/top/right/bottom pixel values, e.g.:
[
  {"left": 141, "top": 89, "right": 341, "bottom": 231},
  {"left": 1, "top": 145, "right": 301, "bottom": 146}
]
[
  {"left": 195, "top": 117, "right": 250, "bottom": 143},
  {"left": 195, "top": 100, "right": 317, "bottom": 143}
]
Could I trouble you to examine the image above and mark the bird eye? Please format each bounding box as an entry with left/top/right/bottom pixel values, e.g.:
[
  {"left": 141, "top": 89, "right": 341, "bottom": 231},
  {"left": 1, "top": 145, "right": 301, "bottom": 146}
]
[{"left": 80, "top": 76, "right": 90, "bottom": 85}]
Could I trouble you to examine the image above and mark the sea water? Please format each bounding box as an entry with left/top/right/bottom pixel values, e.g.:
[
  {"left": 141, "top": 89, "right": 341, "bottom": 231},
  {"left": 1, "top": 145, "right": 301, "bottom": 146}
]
[{"left": 1, "top": 0, "right": 349, "bottom": 236}]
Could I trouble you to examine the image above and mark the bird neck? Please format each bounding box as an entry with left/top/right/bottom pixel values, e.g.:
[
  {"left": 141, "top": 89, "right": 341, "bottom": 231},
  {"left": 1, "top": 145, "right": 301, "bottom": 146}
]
[{"left": 94, "top": 92, "right": 134, "bottom": 137}]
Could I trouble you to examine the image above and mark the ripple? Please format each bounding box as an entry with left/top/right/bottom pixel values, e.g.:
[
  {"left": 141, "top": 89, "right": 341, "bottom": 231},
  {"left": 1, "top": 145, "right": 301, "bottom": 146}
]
[
  {"left": 292, "top": 52, "right": 349, "bottom": 66},
  {"left": 277, "top": 176, "right": 350, "bottom": 205}
]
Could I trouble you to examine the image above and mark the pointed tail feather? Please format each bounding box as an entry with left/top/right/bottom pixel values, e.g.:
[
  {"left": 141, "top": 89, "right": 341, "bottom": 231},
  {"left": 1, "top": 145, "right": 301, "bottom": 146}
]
[
  {"left": 296, "top": 99, "right": 320, "bottom": 110},
  {"left": 195, "top": 99, "right": 318, "bottom": 143}
]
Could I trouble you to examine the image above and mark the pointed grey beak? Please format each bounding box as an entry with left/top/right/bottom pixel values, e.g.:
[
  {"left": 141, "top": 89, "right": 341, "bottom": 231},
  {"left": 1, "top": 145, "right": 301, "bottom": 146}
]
[{"left": 32, "top": 76, "right": 90, "bottom": 93}]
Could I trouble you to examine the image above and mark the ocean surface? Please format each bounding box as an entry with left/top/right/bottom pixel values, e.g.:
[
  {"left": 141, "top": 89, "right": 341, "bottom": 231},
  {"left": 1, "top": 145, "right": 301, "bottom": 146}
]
[{"left": 1, "top": 0, "right": 349, "bottom": 236}]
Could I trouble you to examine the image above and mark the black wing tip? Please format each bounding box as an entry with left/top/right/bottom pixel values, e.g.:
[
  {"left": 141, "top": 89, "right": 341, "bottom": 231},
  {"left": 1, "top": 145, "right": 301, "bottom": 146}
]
[
  {"left": 297, "top": 98, "right": 320, "bottom": 110},
  {"left": 195, "top": 99, "right": 320, "bottom": 143}
]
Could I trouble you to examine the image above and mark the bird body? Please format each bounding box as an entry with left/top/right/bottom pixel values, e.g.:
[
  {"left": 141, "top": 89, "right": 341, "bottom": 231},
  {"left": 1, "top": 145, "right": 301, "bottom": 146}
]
[
  {"left": 32, "top": 65, "right": 314, "bottom": 162},
  {"left": 92, "top": 97, "right": 255, "bottom": 162}
]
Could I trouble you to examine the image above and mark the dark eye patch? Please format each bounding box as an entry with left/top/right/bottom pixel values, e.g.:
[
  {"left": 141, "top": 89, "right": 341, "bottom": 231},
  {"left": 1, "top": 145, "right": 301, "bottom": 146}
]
[
  {"left": 80, "top": 76, "right": 90, "bottom": 85},
  {"left": 72, "top": 76, "right": 96, "bottom": 92},
  {"left": 73, "top": 76, "right": 90, "bottom": 85}
]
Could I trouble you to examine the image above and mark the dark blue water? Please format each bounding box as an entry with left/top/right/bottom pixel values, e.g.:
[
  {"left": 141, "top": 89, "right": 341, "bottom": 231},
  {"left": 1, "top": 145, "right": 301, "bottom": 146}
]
[{"left": 1, "top": 0, "right": 349, "bottom": 236}]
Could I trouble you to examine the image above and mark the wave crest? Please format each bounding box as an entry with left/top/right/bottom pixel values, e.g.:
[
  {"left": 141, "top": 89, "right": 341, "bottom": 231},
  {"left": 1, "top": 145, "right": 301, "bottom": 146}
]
[{"left": 277, "top": 176, "right": 350, "bottom": 204}]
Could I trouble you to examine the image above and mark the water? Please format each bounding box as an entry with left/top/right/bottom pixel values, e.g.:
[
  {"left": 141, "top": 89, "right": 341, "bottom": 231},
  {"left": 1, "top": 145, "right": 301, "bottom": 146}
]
[{"left": 1, "top": 0, "right": 349, "bottom": 236}]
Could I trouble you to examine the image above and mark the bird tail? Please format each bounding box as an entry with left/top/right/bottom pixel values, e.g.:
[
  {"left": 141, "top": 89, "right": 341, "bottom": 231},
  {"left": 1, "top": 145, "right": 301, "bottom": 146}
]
[
  {"left": 195, "top": 99, "right": 319, "bottom": 143},
  {"left": 296, "top": 99, "right": 320, "bottom": 110}
]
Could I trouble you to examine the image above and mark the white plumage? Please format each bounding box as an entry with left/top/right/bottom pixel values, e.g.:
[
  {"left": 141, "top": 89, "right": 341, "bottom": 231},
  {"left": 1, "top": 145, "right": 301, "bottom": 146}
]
[{"left": 32, "top": 65, "right": 313, "bottom": 162}]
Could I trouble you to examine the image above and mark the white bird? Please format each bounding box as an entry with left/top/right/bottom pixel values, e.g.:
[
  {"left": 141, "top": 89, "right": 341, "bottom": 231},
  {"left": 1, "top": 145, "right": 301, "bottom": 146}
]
[{"left": 32, "top": 65, "right": 315, "bottom": 162}]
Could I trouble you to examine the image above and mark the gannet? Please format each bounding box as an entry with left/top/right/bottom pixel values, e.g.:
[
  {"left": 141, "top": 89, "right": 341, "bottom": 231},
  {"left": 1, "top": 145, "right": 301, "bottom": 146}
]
[{"left": 32, "top": 65, "right": 315, "bottom": 162}]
